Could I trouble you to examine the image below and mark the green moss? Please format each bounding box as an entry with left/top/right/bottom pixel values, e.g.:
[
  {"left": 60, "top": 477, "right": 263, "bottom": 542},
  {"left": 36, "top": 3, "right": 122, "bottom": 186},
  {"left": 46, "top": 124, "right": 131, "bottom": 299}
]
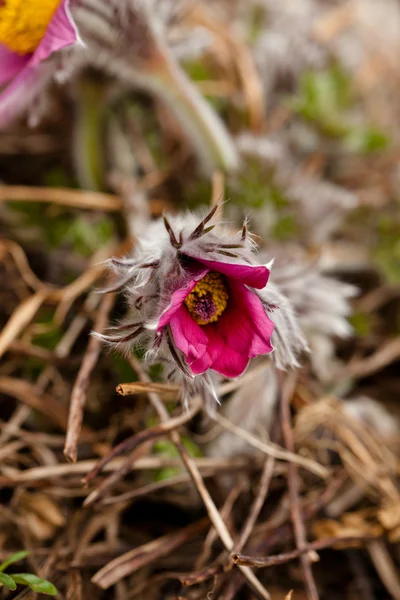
[
  {"left": 345, "top": 126, "right": 390, "bottom": 154},
  {"left": 271, "top": 214, "right": 297, "bottom": 240},
  {"left": 288, "top": 65, "right": 391, "bottom": 150},
  {"left": 183, "top": 60, "right": 213, "bottom": 83},
  {"left": 288, "top": 65, "right": 352, "bottom": 137},
  {"left": 228, "top": 162, "right": 288, "bottom": 210},
  {"left": 349, "top": 312, "right": 372, "bottom": 337},
  {"left": 373, "top": 215, "right": 400, "bottom": 282},
  {"left": 153, "top": 435, "right": 202, "bottom": 481},
  {"left": 9, "top": 201, "right": 115, "bottom": 256}
]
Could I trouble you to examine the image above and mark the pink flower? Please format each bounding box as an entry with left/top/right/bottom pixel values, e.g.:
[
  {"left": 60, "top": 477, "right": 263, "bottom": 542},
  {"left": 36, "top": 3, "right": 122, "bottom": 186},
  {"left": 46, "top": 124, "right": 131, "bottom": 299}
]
[
  {"left": 157, "top": 258, "right": 274, "bottom": 378},
  {"left": 95, "top": 209, "right": 308, "bottom": 403},
  {"left": 0, "top": 1, "right": 238, "bottom": 173},
  {"left": 0, "top": 0, "right": 79, "bottom": 126}
]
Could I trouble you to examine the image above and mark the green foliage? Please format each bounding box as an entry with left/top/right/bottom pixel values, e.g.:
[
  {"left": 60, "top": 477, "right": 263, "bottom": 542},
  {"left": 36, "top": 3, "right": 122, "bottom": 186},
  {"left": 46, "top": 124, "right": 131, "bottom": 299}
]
[
  {"left": 43, "top": 166, "right": 75, "bottom": 188},
  {"left": 271, "top": 214, "right": 297, "bottom": 240},
  {"left": 373, "top": 215, "right": 400, "bottom": 283},
  {"left": 111, "top": 355, "right": 138, "bottom": 383},
  {"left": 0, "top": 550, "right": 30, "bottom": 572},
  {"left": 230, "top": 162, "right": 288, "bottom": 209},
  {"left": 74, "top": 75, "right": 107, "bottom": 190},
  {"left": 32, "top": 308, "right": 63, "bottom": 351},
  {"left": 153, "top": 436, "right": 202, "bottom": 482},
  {"left": 0, "top": 551, "right": 57, "bottom": 596},
  {"left": 349, "top": 312, "right": 372, "bottom": 337},
  {"left": 184, "top": 60, "right": 213, "bottom": 83},
  {"left": 0, "top": 573, "right": 17, "bottom": 590},
  {"left": 289, "top": 65, "right": 390, "bottom": 151},
  {"left": 345, "top": 126, "right": 389, "bottom": 154},
  {"left": 247, "top": 5, "right": 266, "bottom": 43},
  {"left": 182, "top": 59, "right": 229, "bottom": 112},
  {"left": 288, "top": 65, "right": 352, "bottom": 136},
  {"left": 11, "top": 574, "right": 57, "bottom": 595},
  {"left": 227, "top": 163, "right": 299, "bottom": 240},
  {"left": 9, "top": 201, "right": 114, "bottom": 257},
  {"left": 124, "top": 101, "right": 167, "bottom": 169}
]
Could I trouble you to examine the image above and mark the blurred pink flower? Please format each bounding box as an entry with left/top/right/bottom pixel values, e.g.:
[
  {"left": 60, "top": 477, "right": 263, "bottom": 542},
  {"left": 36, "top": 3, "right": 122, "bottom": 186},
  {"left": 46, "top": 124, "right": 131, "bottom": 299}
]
[
  {"left": 157, "top": 258, "right": 274, "bottom": 378},
  {"left": 0, "top": 0, "right": 79, "bottom": 125},
  {"left": 0, "top": 1, "right": 238, "bottom": 173}
]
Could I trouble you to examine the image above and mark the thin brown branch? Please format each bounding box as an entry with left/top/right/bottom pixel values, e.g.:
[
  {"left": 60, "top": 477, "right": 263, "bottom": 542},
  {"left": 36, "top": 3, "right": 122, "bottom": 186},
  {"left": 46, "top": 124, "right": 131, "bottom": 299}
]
[
  {"left": 64, "top": 292, "right": 116, "bottom": 463},
  {"left": 0, "top": 184, "right": 168, "bottom": 214},
  {"left": 82, "top": 397, "right": 202, "bottom": 486},
  {"left": 0, "top": 377, "right": 69, "bottom": 430},
  {"left": 116, "top": 381, "right": 180, "bottom": 397},
  {"left": 279, "top": 371, "right": 319, "bottom": 600},
  {"left": 126, "top": 356, "right": 271, "bottom": 600},
  {"left": 92, "top": 518, "right": 209, "bottom": 589},
  {"left": 213, "top": 410, "right": 328, "bottom": 478},
  {"left": 180, "top": 561, "right": 224, "bottom": 587},
  {"left": 367, "top": 539, "right": 400, "bottom": 600},
  {"left": 343, "top": 337, "right": 400, "bottom": 379},
  {"left": 234, "top": 457, "right": 275, "bottom": 553},
  {"left": 195, "top": 481, "right": 244, "bottom": 570},
  {"left": 0, "top": 456, "right": 253, "bottom": 485},
  {"left": 232, "top": 535, "right": 381, "bottom": 567}
]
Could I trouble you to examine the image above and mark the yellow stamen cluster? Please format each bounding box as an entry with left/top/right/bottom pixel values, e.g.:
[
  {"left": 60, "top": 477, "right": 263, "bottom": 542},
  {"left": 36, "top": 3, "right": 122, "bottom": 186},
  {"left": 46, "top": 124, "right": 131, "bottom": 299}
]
[
  {"left": 184, "top": 271, "right": 229, "bottom": 325},
  {"left": 0, "top": 0, "right": 61, "bottom": 55}
]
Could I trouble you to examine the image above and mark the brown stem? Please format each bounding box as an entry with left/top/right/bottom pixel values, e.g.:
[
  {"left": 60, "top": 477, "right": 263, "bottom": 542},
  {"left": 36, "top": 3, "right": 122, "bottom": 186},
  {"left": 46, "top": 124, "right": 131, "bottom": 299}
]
[
  {"left": 278, "top": 370, "right": 320, "bottom": 600},
  {"left": 64, "top": 293, "right": 116, "bottom": 463},
  {"left": 232, "top": 535, "right": 380, "bottom": 568}
]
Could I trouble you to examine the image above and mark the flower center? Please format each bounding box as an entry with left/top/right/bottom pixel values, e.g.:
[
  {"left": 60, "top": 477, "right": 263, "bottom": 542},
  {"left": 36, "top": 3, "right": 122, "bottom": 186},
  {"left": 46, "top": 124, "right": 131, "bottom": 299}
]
[
  {"left": 184, "top": 271, "right": 229, "bottom": 325},
  {"left": 0, "top": 0, "right": 61, "bottom": 55}
]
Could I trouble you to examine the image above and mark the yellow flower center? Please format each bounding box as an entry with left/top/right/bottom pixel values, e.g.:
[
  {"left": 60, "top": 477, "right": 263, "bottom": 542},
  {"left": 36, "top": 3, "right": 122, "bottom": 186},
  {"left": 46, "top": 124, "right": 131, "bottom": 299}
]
[
  {"left": 0, "top": 0, "right": 61, "bottom": 55},
  {"left": 184, "top": 271, "right": 229, "bottom": 325}
]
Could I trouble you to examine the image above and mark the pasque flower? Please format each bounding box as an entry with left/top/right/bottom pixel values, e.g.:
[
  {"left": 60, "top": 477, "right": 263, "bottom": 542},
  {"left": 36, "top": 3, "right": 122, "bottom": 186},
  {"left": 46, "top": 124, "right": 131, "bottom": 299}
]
[
  {"left": 0, "top": 0, "right": 80, "bottom": 123},
  {"left": 95, "top": 209, "right": 307, "bottom": 397},
  {"left": 0, "top": 0, "right": 237, "bottom": 173}
]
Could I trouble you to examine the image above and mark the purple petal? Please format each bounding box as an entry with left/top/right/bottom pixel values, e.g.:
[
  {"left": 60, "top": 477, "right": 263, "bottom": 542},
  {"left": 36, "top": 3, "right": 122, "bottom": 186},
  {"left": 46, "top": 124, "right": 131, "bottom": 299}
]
[
  {"left": 0, "top": 0, "right": 79, "bottom": 128},
  {"left": 232, "top": 282, "right": 275, "bottom": 357},
  {"left": 192, "top": 257, "right": 270, "bottom": 289},
  {"left": 0, "top": 62, "right": 54, "bottom": 127},
  {"left": 31, "top": 0, "right": 80, "bottom": 66},
  {"left": 169, "top": 306, "right": 209, "bottom": 365},
  {"left": 192, "top": 323, "right": 250, "bottom": 378},
  {"left": 0, "top": 45, "right": 28, "bottom": 85},
  {"left": 157, "top": 280, "right": 199, "bottom": 330},
  {"left": 195, "top": 282, "right": 274, "bottom": 378}
]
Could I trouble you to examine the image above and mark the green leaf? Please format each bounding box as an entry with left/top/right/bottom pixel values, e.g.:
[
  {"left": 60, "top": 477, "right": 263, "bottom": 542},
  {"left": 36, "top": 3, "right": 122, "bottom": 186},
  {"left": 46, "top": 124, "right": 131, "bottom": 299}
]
[
  {"left": 345, "top": 126, "right": 390, "bottom": 154},
  {"left": 349, "top": 312, "right": 372, "bottom": 337},
  {"left": 11, "top": 574, "right": 58, "bottom": 596},
  {"left": 288, "top": 66, "right": 354, "bottom": 137},
  {"left": 0, "top": 572, "right": 17, "bottom": 590},
  {"left": 0, "top": 550, "right": 29, "bottom": 572},
  {"left": 271, "top": 214, "right": 298, "bottom": 241}
]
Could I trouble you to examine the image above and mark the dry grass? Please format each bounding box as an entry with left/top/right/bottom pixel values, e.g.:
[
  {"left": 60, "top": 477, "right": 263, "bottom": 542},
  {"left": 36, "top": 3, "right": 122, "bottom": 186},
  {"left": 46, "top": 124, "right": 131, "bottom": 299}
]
[{"left": 1, "top": 1, "right": 400, "bottom": 599}]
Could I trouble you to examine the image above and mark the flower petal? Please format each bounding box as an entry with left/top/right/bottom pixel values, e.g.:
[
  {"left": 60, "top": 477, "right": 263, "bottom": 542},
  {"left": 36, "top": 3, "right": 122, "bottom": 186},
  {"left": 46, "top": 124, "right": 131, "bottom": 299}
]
[
  {"left": 0, "top": 62, "right": 53, "bottom": 127},
  {"left": 227, "top": 282, "right": 275, "bottom": 357},
  {"left": 194, "top": 282, "right": 274, "bottom": 378},
  {"left": 169, "top": 306, "right": 209, "bottom": 364},
  {"left": 31, "top": 0, "right": 80, "bottom": 66},
  {"left": 192, "top": 257, "right": 270, "bottom": 289},
  {"left": 192, "top": 323, "right": 250, "bottom": 378},
  {"left": 157, "top": 267, "right": 210, "bottom": 330},
  {"left": 0, "top": 45, "right": 28, "bottom": 85},
  {"left": 157, "top": 280, "right": 198, "bottom": 330}
]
